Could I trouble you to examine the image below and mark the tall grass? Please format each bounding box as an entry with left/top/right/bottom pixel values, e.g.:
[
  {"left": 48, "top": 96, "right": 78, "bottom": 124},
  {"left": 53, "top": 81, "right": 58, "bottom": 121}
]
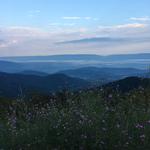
[{"left": 0, "top": 88, "right": 150, "bottom": 149}]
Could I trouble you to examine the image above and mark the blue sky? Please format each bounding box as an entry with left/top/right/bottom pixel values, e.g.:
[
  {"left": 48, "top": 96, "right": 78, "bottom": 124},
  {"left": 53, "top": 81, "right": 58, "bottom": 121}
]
[
  {"left": 0, "top": 0, "right": 150, "bottom": 56},
  {"left": 1, "top": 0, "right": 150, "bottom": 27}
]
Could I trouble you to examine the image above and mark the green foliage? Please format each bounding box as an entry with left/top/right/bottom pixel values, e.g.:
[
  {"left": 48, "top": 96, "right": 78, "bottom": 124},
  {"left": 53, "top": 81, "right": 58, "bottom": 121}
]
[{"left": 1, "top": 88, "right": 150, "bottom": 149}]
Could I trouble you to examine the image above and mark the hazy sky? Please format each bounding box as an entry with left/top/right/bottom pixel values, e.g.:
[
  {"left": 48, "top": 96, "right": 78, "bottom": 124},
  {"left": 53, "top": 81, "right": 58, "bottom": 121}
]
[{"left": 0, "top": 0, "right": 150, "bottom": 56}]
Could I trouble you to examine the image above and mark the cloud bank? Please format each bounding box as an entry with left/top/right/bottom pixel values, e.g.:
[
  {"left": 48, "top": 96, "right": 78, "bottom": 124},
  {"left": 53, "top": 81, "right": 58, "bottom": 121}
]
[
  {"left": 0, "top": 22, "right": 150, "bottom": 56},
  {"left": 130, "top": 17, "right": 150, "bottom": 22}
]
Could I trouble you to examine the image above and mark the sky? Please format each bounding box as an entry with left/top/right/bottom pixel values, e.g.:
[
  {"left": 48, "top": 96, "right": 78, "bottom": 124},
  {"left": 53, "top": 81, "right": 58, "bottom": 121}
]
[{"left": 0, "top": 0, "right": 150, "bottom": 56}]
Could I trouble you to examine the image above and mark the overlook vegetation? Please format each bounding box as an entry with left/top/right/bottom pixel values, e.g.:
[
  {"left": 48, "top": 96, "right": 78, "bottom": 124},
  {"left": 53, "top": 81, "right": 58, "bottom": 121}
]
[
  {"left": 0, "top": 77, "right": 150, "bottom": 149},
  {"left": 1, "top": 0, "right": 150, "bottom": 149}
]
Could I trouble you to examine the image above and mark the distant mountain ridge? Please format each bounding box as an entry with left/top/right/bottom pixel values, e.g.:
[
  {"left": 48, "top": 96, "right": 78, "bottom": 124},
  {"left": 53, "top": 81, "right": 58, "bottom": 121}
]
[
  {"left": 59, "top": 67, "right": 146, "bottom": 84},
  {"left": 0, "top": 53, "right": 150, "bottom": 62},
  {"left": 0, "top": 53, "right": 149, "bottom": 72}
]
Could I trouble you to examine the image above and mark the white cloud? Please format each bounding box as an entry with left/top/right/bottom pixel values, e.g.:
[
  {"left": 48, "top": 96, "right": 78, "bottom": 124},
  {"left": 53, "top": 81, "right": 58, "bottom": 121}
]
[
  {"left": 0, "top": 23, "right": 150, "bottom": 56},
  {"left": 28, "top": 10, "right": 41, "bottom": 13},
  {"left": 130, "top": 16, "right": 150, "bottom": 21},
  {"left": 115, "top": 23, "right": 147, "bottom": 29},
  {"left": 28, "top": 10, "right": 41, "bottom": 18},
  {"left": 62, "top": 17, "right": 81, "bottom": 20},
  {"left": 48, "top": 23, "right": 75, "bottom": 26},
  {"left": 1, "top": 26, "right": 50, "bottom": 39},
  {"left": 93, "top": 18, "right": 99, "bottom": 21},
  {"left": 84, "top": 17, "right": 91, "bottom": 20},
  {"left": 62, "top": 16, "right": 98, "bottom": 21},
  {"left": 98, "top": 23, "right": 147, "bottom": 30}
]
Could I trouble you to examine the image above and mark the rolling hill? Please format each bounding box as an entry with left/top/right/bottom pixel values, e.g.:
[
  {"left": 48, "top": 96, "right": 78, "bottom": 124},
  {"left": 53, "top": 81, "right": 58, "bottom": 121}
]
[
  {"left": 59, "top": 67, "right": 146, "bottom": 84},
  {"left": 103, "top": 77, "right": 150, "bottom": 93},
  {"left": 19, "top": 70, "right": 49, "bottom": 76},
  {"left": 0, "top": 61, "right": 81, "bottom": 74},
  {"left": 0, "top": 61, "right": 24, "bottom": 73},
  {"left": 0, "top": 72, "right": 91, "bottom": 98}
]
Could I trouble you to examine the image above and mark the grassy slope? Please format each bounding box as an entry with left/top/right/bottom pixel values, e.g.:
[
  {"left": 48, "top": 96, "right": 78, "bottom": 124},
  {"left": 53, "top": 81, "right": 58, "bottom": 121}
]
[{"left": 1, "top": 86, "right": 150, "bottom": 149}]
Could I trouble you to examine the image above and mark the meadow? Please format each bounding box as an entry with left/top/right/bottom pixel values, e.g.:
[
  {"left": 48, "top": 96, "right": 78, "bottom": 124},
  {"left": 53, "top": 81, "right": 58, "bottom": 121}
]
[{"left": 0, "top": 87, "right": 150, "bottom": 150}]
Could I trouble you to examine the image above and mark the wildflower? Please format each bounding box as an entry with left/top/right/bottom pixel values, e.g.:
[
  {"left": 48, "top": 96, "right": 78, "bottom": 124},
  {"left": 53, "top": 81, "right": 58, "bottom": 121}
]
[
  {"left": 135, "top": 124, "right": 144, "bottom": 129},
  {"left": 100, "top": 88, "right": 103, "bottom": 92},
  {"left": 81, "top": 134, "right": 87, "bottom": 139},
  {"left": 108, "top": 94, "right": 113, "bottom": 98},
  {"left": 116, "top": 124, "right": 120, "bottom": 128},
  {"left": 140, "top": 134, "right": 146, "bottom": 141},
  {"left": 79, "top": 120, "right": 82, "bottom": 124},
  {"left": 100, "top": 141, "right": 105, "bottom": 145},
  {"left": 102, "top": 128, "right": 107, "bottom": 131},
  {"left": 105, "top": 106, "right": 109, "bottom": 111},
  {"left": 102, "top": 120, "right": 105, "bottom": 123},
  {"left": 128, "top": 136, "right": 132, "bottom": 140}
]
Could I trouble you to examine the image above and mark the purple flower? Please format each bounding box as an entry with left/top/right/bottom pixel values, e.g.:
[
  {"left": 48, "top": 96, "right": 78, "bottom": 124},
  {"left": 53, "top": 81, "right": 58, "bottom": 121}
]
[
  {"left": 140, "top": 134, "right": 146, "bottom": 141},
  {"left": 135, "top": 124, "right": 144, "bottom": 129}
]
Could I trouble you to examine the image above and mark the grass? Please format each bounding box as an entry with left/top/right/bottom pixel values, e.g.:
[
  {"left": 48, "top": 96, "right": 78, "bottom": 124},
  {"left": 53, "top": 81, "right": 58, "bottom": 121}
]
[{"left": 0, "top": 88, "right": 150, "bottom": 149}]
